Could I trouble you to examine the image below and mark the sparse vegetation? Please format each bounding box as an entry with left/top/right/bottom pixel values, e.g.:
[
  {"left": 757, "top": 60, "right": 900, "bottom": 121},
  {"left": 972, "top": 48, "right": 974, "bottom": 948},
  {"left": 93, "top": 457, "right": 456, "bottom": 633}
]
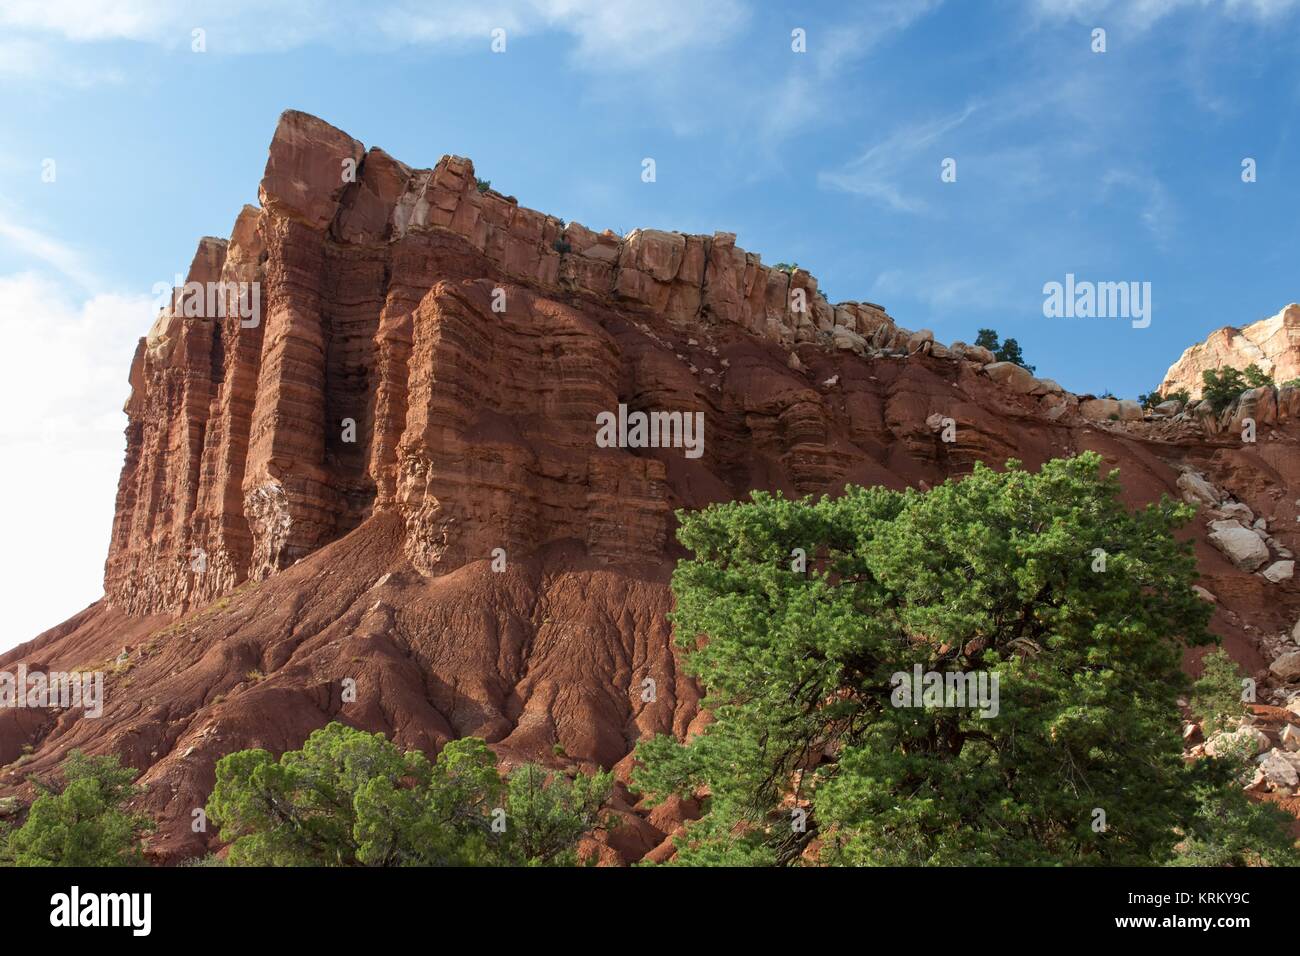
[
  {"left": 1172, "top": 751, "right": 1300, "bottom": 867},
  {"left": 974, "top": 328, "right": 1035, "bottom": 372},
  {"left": 1138, "top": 388, "right": 1191, "bottom": 410},
  {"left": 475, "top": 178, "right": 491, "bottom": 193},
  {"left": 1190, "top": 647, "right": 1248, "bottom": 734},
  {"left": 1202, "top": 364, "right": 1274, "bottom": 412}
]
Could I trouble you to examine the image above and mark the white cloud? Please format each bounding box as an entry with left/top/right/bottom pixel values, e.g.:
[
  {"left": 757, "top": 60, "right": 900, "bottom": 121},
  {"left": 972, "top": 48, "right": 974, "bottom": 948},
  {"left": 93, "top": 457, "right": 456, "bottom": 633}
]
[{"left": 0, "top": 271, "right": 150, "bottom": 651}]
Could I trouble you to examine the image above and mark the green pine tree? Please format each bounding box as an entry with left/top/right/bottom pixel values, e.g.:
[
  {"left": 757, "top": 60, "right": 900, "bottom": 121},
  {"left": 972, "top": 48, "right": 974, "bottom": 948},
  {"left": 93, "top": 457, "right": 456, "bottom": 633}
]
[
  {"left": 207, "top": 722, "right": 611, "bottom": 866},
  {"left": 632, "top": 453, "right": 1275, "bottom": 866},
  {"left": 2, "top": 750, "right": 154, "bottom": 866}
]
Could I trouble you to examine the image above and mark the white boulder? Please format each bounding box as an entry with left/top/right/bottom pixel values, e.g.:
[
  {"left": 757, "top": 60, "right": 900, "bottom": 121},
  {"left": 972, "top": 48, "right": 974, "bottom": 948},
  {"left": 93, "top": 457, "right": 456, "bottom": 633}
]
[{"left": 1207, "top": 519, "right": 1270, "bottom": 572}]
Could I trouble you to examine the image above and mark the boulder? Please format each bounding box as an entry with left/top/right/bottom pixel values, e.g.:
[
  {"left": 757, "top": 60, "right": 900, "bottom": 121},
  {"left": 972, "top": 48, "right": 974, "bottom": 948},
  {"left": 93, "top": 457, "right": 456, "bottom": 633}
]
[
  {"left": 1207, "top": 519, "right": 1270, "bottom": 572},
  {"left": 1219, "top": 501, "right": 1255, "bottom": 524},
  {"left": 906, "top": 329, "right": 934, "bottom": 354},
  {"left": 1270, "top": 650, "right": 1300, "bottom": 682},
  {"left": 1078, "top": 398, "right": 1121, "bottom": 420},
  {"left": 962, "top": 344, "right": 997, "bottom": 364},
  {"left": 1281, "top": 724, "right": 1300, "bottom": 752},
  {"left": 1117, "top": 399, "right": 1143, "bottom": 421},
  {"left": 1204, "top": 724, "right": 1270, "bottom": 758},
  {"left": 1259, "top": 749, "right": 1300, "bottom": 792},
  {"left": 1262, "top": 560, "right": 1295, "bottom": 583},
  {"left": 983, "top": 361, "right": 1037, "bottom": 394},
  {"left": 1177, "top": 471, "right": 1221, "bottom": 508},
  {"left": 831, "top": 326, "right": 867, "bottom": 354}
]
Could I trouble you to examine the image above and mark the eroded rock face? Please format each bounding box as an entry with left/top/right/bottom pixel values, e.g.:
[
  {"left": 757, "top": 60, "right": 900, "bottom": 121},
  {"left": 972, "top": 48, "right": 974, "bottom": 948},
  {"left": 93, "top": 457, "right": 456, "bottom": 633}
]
[
  {"left": 1161, "top": 303, "right": 1300, "bottom": 399},
  {"left": 5, "top": 110, "right": 1300, "bottom": 864},
  {"left": 102, "top": 111, "right": 931, "bottom": 615}
]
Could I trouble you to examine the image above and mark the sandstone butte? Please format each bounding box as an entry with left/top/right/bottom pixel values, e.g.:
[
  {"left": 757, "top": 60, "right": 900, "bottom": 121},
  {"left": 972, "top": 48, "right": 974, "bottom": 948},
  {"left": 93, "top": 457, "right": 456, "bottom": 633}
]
[
  {"left": 1161, "top": 302, "right": 1300, "bottom": 399},
  {"left": 2, "top": 110, "right": 1299, "bottom": 864}
]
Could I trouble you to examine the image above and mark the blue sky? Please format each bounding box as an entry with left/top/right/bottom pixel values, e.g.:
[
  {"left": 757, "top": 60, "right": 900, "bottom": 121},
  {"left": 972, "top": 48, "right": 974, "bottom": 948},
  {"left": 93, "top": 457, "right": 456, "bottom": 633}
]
[{"left": 1, "top": 0, "right": 1298, "bottom": 644}]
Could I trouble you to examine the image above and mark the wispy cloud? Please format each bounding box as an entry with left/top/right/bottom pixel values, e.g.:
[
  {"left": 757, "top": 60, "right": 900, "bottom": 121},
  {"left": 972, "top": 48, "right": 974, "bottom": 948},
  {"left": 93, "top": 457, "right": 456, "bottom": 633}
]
[
  {"left": 1099, "top": 168, "right": 1178, "bottom": 246},
  {"left": 872, "top": 267, "right": 1016, "bottom": 314},
  {"left": 758, "top": 1, "right": 944, "bottom": 146},
  {"left": 818, "top": 103, "right": 980, "bottom": 213},
  {"left": 0, "top": 0, "right": 749, "bottom": 66},
  {"left": 0, "top": 209, "right": 105, "bottom": 290},
  {"left": 1025, "top": 0, "right": 1300, "bottom": 29}
]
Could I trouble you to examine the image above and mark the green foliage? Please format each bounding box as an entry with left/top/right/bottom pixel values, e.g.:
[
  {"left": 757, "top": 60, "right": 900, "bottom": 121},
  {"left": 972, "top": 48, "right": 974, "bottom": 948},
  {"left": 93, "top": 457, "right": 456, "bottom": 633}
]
[
  {"left": 974, "top": 328, "right": 1035, "bottom": 372},
  {"left": 1190, "top": 647, "right": 1248, "bottom": 734},
  {"left": 475, "top": 178, "right": 491, "bottom": 193},
  {"left": 1202, "top": 364, "right": 1272, "bottom": 412},
  {"left": 1, "top": 751, "right": 154, "bottom": 866},
  {"left": 499, "top": 764, "right": 611, "bottom": 867},
  {"left": 996, "top": 337, "right": 1032, "bottom": 371},
  {"left": 634, "top": 453, "right": 1231, "bottom": 866},
  {"left": 553, "top": 238, "right": 572, "bottom": 254},
  {"left": 773, "top": 262, "right": 799, "bottom": 273},
  {"left": 1243, "top": 363, "right": 1274, "bottom": 388},
  {"left": 1172, "top": 753, "right": 1300, "bottom": 867},
  {"left": 1138, "top": 388, "right": 1190, "bottom": 410},
  {"left": 207, "top": 722, "right": 611, "bottom": 866}
]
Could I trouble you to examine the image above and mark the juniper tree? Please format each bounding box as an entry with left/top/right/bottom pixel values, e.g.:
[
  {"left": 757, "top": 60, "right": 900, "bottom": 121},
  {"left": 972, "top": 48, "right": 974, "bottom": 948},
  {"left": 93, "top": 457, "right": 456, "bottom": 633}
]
[
  {"left": 2, "top": 750, "right": 153, "bottom": 866},
  {"left": 207, "top": 722, "right": 610, "bottom": 866},
  {"left": 634, "top": 454, "right": 1243, "bottom": 865}
]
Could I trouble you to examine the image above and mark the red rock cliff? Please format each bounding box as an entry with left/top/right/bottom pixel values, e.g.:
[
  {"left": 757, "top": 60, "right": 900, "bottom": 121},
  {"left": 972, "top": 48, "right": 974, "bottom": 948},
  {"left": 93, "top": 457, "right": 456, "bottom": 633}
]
[{"left": 2, "top": 111, "right": 1299, "bottom": 863}]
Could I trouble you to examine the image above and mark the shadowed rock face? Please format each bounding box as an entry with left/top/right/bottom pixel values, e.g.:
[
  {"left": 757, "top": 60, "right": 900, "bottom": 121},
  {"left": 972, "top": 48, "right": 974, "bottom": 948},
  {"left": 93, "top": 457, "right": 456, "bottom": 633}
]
[
  {"left": 1161, "top": 303, "right": 1300, "bottom": 399},
  {"left": 2, "top": 110, "right": 1299, "bottom": 864}
]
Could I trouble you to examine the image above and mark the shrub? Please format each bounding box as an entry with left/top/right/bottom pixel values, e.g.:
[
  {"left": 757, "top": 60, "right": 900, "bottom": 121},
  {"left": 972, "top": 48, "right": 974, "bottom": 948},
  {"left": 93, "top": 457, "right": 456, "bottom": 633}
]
[
  {"left": 207, "top": 722, "right": 610, "bottom": 866},
  {"left": 2, "top": 751, "right": 154, "bottom": 866},
  {"left": 1190, "top": 647, "right": 1248, "bottom": 734}
]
